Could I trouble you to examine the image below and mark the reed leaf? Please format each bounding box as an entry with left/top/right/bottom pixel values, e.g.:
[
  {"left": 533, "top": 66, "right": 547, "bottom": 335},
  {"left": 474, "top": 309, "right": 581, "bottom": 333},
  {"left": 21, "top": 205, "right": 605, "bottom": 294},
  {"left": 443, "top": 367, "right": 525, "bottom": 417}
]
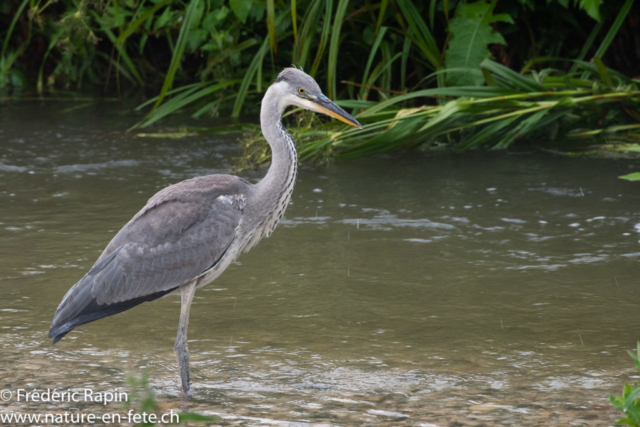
[
  {"left": 149, "top": 0, "right": 202, "bottom": 113},
  {"left": 1, "top": 0, "right": 30, "bottom": 60},
  {"left": 136, "top": 82, "right": 207, "bottom": 111},
  {"left": 396, "top": 0, "right": 440, "bottom": 69},
  {"left": 310, "top": 0, "right": 332, "bottom": 77},
  {"left": 327, "top": 0, "right": 350, "bottom": 99},
  {"left": 266, "top": 0, "right": 277, "bottom": 57},
  {"left": 97, "top": 22, "right": 145, "bottom": 85},
  {"left": 291, "top": 0, "right": 298, "bottom": 47},
  {"left": 568, "top": 21, "right": 602, "bottom": 74},
  {"left": 136, "top": 79, "right": 239, "bottom": 128},
  {"left": 115, "top": 0, "right": 173, "bottom": 46},
  {"left": 481, "top": 59, "right": 543, "bottom": 92},
  {"left": 232, "top": 38, "right": 269, "bottom": 117},
  {"left": 375, "top": 0, "right": 388, "bottom": 36},
  {"left": 592, "top": 0, "right": 634, "bottom": 59},
  {"left": 293, "top": 0, "right": 322, "bottom": 67},
  {"left": 360, "top": 26, "right": 387, "bottom": 99}
]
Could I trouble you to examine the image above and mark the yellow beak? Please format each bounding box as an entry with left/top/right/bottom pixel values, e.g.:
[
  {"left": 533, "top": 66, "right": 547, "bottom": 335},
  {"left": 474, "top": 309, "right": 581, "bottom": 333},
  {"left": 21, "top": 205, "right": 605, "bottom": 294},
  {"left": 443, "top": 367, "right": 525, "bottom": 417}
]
[{"left": 312, "top": 95, "right": 363, "bottom": 129}]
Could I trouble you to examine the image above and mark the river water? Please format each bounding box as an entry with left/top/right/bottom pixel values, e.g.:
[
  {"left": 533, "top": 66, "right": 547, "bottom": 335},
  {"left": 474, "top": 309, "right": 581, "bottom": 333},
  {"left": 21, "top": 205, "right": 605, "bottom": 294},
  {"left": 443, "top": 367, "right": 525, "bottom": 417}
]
[{"left": 1, "top": 102, "right": 640, "bottom": 426}]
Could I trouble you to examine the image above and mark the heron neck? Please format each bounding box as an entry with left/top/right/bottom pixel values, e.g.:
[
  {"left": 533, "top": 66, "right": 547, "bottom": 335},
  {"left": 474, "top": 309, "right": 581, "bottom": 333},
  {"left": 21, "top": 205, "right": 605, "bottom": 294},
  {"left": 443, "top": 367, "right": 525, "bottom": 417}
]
[{"left": 255, "top": 86, "right": 298, "bottom": 211}]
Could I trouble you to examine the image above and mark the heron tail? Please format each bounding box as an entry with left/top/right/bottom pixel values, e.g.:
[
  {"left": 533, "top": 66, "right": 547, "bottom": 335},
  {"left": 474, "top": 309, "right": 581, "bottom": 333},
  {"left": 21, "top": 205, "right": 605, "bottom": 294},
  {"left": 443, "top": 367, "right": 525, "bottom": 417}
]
[{"left": 49, "top": 284, "right": 178, "bottom": 344}]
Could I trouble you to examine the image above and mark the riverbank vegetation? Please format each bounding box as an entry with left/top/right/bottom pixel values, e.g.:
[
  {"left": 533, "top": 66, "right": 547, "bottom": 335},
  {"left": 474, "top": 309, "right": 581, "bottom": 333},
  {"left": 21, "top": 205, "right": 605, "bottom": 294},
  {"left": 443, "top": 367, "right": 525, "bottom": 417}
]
[
  {"left": 1, "top": 0, "right": 639, "bottom": 161},
  {"left": 610, "top": 343, "right": 640, "bottom": 427}
]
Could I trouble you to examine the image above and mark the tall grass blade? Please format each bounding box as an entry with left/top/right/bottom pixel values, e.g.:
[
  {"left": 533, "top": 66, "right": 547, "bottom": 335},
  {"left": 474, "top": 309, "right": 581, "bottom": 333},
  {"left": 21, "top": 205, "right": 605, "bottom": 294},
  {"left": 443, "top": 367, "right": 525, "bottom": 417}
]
[
  {"left": 231, "top": 13, "right": 288, "bottom": 116},
  {"left": 360, "top": 26, "right": 387, "bottom": 99},
  {"left": 481, "top": 68, "right": 496, "bottom": 86},
  {"left": 311, "top": 0, "right": 332, "bottom": 77},
  {"left": 294, "top": 0, "right": 321, "bottom": 67},
  {"left": 291, "top": 0, "right": 298, "bottom": 47},
  {"left": 137, "top": 80, "right": 238, "bottom": 128},
  {"left": 458, "top": 116, "right": 518, "bottom": 149},
  {"left": 1, "top": 0, "right": 30, "bottom": 59},
  {"left": 380, "top": 41, "right": 392, "bottom": 90},
  {"left": 266, "top": 0, "right": 277, "bottom": 57},
  {"left": 115, "top": 0, "right": 172, "bottom": 45},
  {"left": 232, "top": 38, "right": 269, "bottom": 117},
  {"left": 396, "top": 0, "right": 440, "bottom": 69},
  {"left": 96, "top": 50, "right": 137, "bottom": 84},
  {"left": 37, "top": 33, "right": 60, "bottom": 94},
  {"left": 149, "top": 0, "right": 202, "bottom": 112},
  {"left": 492, "top": 109, "right": 548, "bottom": 149},
  {"left": 327, "top": 0, "right": 350, "bottom": 99},
  {"left": 580, "top": 0, "right": 635, "bottom": 79},
  {"left": 97, "top": 23, "right": 145, "bottom": 85},
  {"left": 366, "top": 51, "right": 402, "bottom": 91},
  {"left": 429, "top": 0, "right": 436, "bottom": 29},
  {"left": 360, "top": 86, "right": 516, "bottom": 117},
  {"left": 574, "top": 60, "right": 631, "bottom": 83},
  {"left": 593, "top": 0, "right": 634, "bottom": 59},
  {"left": 400, "top": 36, "right": 411, "bottom": 91},
  {"left": 375, "top": 0, "right": 388, "bottom": 35},
  {"left": 136, "top": 82, "right": 206, "bottom": 111},
  {"left": 493, "top": 108, "right": 569, "bottom": 149},
  {"left": 594, "top": 58, "right": 613, "bottom": 88},
  {"left": 481, "top": 59, "right": 543, "bottom": 92},
  {"left": 568, "top": 21, "right": 601, "bottom": 74}
]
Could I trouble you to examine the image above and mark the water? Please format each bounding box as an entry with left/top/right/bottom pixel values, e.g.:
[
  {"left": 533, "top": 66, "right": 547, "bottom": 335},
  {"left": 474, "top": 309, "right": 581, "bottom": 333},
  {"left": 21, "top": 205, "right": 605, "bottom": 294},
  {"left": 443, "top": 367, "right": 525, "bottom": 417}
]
[{"left": 1, "top": 102, "right": 640, "bottom": 426}]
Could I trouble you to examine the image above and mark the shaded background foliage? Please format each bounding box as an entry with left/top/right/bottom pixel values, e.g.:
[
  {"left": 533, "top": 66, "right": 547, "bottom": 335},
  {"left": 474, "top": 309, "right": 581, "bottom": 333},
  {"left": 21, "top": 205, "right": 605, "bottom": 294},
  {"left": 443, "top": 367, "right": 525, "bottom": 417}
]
[
  {"left": 3, "top": 0, "right": 638, "bottom": 98},
  {"left": 1, "top": 0, "right": 639, "bottom": 158}
]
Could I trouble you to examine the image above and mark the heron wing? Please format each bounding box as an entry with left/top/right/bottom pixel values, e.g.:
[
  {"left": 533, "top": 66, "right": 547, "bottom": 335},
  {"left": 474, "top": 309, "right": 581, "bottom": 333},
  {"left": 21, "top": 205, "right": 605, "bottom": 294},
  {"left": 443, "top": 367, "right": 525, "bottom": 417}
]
[{"left": 49, "top": 176, "right": 247, "bottom": 342}]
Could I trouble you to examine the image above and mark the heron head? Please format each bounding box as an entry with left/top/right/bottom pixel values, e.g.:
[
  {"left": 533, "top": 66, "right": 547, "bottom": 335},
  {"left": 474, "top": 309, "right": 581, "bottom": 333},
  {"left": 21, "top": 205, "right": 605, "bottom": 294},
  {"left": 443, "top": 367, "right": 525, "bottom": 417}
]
[{"left": 273, "top": 68, "right": 363, "bottom": 129}]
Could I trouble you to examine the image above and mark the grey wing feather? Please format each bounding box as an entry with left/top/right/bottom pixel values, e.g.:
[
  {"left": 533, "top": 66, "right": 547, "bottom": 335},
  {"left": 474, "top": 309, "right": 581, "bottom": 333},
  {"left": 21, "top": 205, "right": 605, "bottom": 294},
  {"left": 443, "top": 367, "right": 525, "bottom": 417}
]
[
  {"left": 49, "top": 175, "right": 248, "bottom": 341},
  {"left": 92, "top": 194, "right": 244, "bottom": 304}
]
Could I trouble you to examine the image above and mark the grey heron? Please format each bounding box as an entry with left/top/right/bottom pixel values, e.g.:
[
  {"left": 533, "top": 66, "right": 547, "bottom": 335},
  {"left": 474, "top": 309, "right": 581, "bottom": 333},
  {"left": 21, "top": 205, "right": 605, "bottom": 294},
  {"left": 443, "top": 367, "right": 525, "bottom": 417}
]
[{"left": 48, "top": 68, "right": 362, "bottom": 395}]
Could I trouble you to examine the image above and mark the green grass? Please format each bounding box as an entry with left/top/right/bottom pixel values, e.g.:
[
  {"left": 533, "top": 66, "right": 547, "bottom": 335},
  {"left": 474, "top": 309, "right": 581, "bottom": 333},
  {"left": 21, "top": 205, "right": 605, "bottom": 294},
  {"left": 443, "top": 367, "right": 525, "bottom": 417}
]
[
  {"left": 2, "top": 0, "right": 638, "bottom": 162},
  {"left": 239, "top": 58, "right": 639, "bottom": 166},
  {"left": 610, "top": 343, "right": 640, "bottom": 426}
]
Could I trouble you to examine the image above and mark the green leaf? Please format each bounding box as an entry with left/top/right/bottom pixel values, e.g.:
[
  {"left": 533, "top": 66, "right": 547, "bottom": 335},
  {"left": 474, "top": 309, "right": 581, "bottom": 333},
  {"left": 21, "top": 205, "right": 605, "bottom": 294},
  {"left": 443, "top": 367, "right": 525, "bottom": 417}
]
[
  {"left": 611, "top": 394, "right": 625, "bottom": 409},
  {"left": 188, "top": 28, "right": 208, "bottom": 51},
  {"left": 481, "top": 59, "right": 544, "bottom": 92},
  {"left": 115, "top": 0, "right": 172, "bottom": 45},
  {"left": 445, "top": 0, "right": 512, "bottom": 86},
  {"left": 310, "top": 0, "right": 333, "bottom": 77},
  {"left": 149, "top": 0, "right": 202, "bottom": 113},
  {"left": 232, "top": 41, "right": 267, "bottom": 117},
  {"left": 292, "top": 0, "right": 298, "bottom": 46},
  {"left": 230, "top": 0, "right": 252, "bottom": 23},
  {"left": 96, "top": 22, "right": 145, "bottom": 85},
  {"left": 293, "top": 0, "right": 322, "bottom": 67},
  {"left": 592, "top": 0, "right": 634, "bottom": 59},
  {"left": 458, "top": 115, "right": 518, "bottom": 149},
  {"left": 360, "top": 26, "right": 387, "bottom": 98},
  {"left": 577, "top": 0, "right": 603, "bottom": 21},
  {"left": 396, "top": 0, "right": 440, "bottom": 70},
  {"left": 138, "top": 79, "right": 238, "bottom": 128},
  {"left": 327, "top": 0, "right": 350, "bottom": 99},
  {"left": 266, "top": 0, "right": 277, "bottom": 55},
  {"left": 593, "top": 57, "right": 613, "bottom": 88},
  {"left": 153, "top": 7, "right": 173, "bottom": 31},
  {"left": 0, "top": 0, "right": 29, "bottom": 61},
  {"left": 619, "top": 173, "right": 640, "bottom": 181}
]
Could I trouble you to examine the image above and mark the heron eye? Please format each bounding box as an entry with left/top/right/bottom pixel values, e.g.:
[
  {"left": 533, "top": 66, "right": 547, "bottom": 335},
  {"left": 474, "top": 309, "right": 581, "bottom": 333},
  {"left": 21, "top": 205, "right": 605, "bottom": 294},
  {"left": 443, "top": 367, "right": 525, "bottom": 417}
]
[{"left": 298, "top": 88, "right": 306, "bottom": 95}]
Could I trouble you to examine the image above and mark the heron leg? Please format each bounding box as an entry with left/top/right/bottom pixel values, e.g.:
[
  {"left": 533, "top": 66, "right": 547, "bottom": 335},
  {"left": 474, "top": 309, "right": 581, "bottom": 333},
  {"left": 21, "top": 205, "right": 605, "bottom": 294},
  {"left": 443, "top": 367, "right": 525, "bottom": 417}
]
[{"left": 175, "top": 281, "right": 197, "bottom": 395}]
